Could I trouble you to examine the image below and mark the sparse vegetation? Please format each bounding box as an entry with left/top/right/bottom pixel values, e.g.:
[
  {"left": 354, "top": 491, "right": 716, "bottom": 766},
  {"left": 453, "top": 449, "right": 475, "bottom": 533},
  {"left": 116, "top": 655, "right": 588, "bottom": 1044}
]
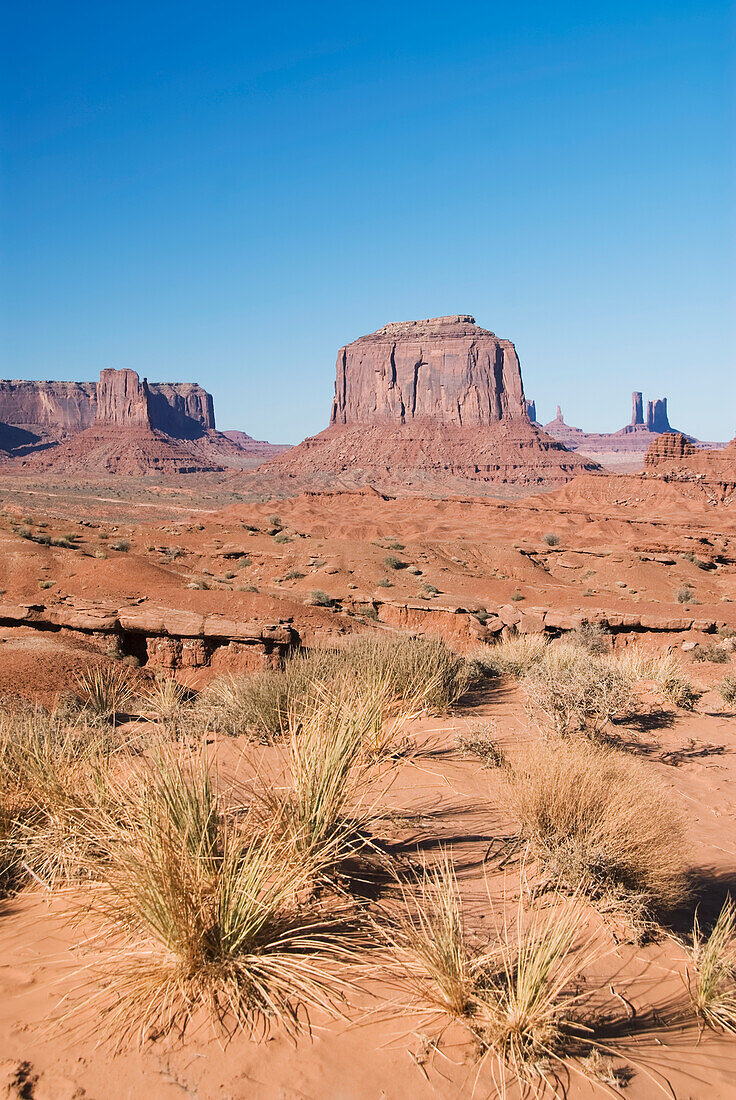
[
  {"left": 308, "top": 588, "right": 335, "bottom": 607},
  {"left": 543, "top": 532, "right": 559, "bottom": 546},
  {"left": 677, "top": 585, "right": 694, "bottom": 604},
  {"left": 109, "top": 539, "right": 130, "bottom": 552},
  {"left": 75, "top": 665, "right": 137, "bottom": 722},
  {"left": 502, "top": 739, "right": 689, "bottom": 916},
  {"left": 617, "top": 644, "right": 700, "bottom": 710},
  {"left": 569, "top": 621, "right": 610, "bottom": 655},
  {"left": 384, "top": 554, "right": 405, "bottom": 570}
]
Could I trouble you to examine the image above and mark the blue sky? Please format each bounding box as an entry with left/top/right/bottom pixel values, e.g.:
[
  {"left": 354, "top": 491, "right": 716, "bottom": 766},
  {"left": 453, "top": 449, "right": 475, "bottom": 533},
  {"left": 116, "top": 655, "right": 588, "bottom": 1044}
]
[{"left": 1, "top": 1, "right": 734, "bottom": 442}]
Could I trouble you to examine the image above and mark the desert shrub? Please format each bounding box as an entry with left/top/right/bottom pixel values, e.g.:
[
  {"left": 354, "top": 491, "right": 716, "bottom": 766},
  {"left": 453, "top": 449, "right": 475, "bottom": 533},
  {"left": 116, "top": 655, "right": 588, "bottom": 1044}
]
[
  {"left": 75, "top": 665, "right": 137, "bottom": 722},
  {"left": 284, "top": 569, "right": 305, "bottom": 580},
  {"left": 543, "top": 533, "right": 559, "bottom": 546},
  {"left": 308, "top": 589, "right": 334, "bottom": 607},
  {"left": 455, "top": 722, "right": 507, "bottom": 768},
  {"left": 617, "top": 645, "right": 700, "bottom": 710},
  {"left": 692, "top": 642, "right": 730, "bottom": 664},
  {"left": 38, "top": 579, "right": 55, "bottom": 590},
  {"left": 51, "top": 536, "right": 74, "bottom": 548},
  {"left": 473, "top": 635, "right": 548, "bottom": 679},
  {"left": 85, "top": 750, "right": 361, "bottom": 1046},
  {"left": 677, "top": 586, "right": 694, "bottom": 604},
  {"left": 387, "top": 853, "right": 612, "bottom": 1091},
  {"left": 568, "top": 621, "right": 610, "bottom": 656},
  {"left": 376, "top": 577, "right": 393, "bottom": 588},
  {"left": 273, "top": 532, "right": 292, "bottom": 544},
  {"left": 109, "top": 539, "right": 130, "bottom": 552},
  {"left": 384, "top": 554, "right": 405, "bottom": 571},
  {"left": 422, "top": 583, "right": 439, "bottom": 595},
  {"left": 511, "top": 591, "right": 524, "bottom": 602},
  {"left": 502, "top": 739, "right": 689, "bottom": 915},
  {"left": 16, "top": 525, "right": 32, "bottom": 539},
  {"left": 719, "top": 673, "right": 736, "bottom": 705},
  {"left": 523, "top": 644, "right": 633, "bottom": 738},
  {"left": 688, "top": 897, "right": 736, "bottom": 1033},
  {"left": 340, "top": 634, "right": 471, "bottom": 715}
]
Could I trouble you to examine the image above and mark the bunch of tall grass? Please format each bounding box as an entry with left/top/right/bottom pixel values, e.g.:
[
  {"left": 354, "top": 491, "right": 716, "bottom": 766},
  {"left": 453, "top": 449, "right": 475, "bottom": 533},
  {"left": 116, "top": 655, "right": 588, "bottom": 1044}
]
[
  {"left": 688, "top": 898, "right": 736, "bottom": 1033},
  {"left": 142, "top": 677, "right": 193, "bottom": 738},
  {"left": 502, "top": 739, "right": 689, "bottom": 916},
  {"left": 472, "top": 635, "right": 548, "bottom": 679},
  {"left": 616, "top": 645, "right": 700, "bottom": 710},
  {"left": 523, "top": 644, "right": 634, "bottom": 738},
  {"left": 83, "top": 748, "right": 364, "bottom": 1046},
  {"left": 75, "top": 664, "right": 137, "bottom": 722},
  {"left": 719, "top": 673, "right": 736, "bottom": 705},
  {"left": 387, "top": 853, "right": 615, "bottom": 1091},
  {"left": 260, "top": 682, "right": 392, "bottom": 878},
  {"left": 0, "top": 699, "right": 114, "bottom": 891}
]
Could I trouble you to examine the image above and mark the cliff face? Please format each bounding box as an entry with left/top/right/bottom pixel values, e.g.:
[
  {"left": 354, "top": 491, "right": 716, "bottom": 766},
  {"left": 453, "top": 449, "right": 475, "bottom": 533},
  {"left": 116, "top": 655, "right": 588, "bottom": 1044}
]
[
  {"left": 645, "top": 432, "right": 697, "bottom": 467},
  {"left": 330, "top": 316, "right": 526, "bottom": 427},
  {"left": 0, "top": 381, "right": 97, "bottom": 432},
  {"left": 0, "top": 371, "right": 215, "bottom": 443}
]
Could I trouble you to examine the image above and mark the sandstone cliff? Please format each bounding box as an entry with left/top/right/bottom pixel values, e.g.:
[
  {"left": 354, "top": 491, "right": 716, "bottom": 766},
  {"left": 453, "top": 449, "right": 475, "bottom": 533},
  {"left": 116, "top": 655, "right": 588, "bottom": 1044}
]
[{"left": 644, "top": 432, "right": 696, "bottom": 467}]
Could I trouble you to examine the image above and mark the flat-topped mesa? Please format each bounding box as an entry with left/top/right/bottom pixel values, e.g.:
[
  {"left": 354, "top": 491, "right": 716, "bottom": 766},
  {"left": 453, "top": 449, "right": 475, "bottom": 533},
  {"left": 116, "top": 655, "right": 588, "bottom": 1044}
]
[
  {"left": 331, "top": 315, "right": 526, "bottom": 427},
  {"left": 95, "top": 369, "right": 216, "bottom": 434}
]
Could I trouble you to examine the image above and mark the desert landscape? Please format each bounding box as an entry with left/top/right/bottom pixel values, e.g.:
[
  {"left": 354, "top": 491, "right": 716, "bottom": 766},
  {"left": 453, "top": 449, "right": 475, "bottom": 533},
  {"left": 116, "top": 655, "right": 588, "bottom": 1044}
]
[{"left": 0, "top": 311, "right": 735, "bottom": 1099}]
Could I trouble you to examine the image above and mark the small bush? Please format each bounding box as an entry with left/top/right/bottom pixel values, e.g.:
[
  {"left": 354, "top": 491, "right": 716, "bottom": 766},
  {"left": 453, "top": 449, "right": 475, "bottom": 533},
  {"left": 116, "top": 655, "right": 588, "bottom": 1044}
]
[
  {"left": 543, "top": 533, "right": 559, "bottom": 547},
  {"left": 502, "top": 739, "right": 689, "bottom": 915},
  {"left": 110, "top": 539, "right": 130, "bottom": 552},
  {"left": 16, "top": 526, "right": 32, "bottom": 540},
  {"left": 273, "top": 532, "right": 292, "bottom": 544},
  {"left": 38, "top": 579, "right": 55, "bottom": 590},
  {"left": 677, "top": 586, "right": 694, "bottom": 604},
  {"left": 569, "top": 621, "right": 610, "bottom": 656},
  {"left": 511, "top": 591, "right": 524, "bottom": 602},
  {"left": 617, "top": 646, "right": 700, "bottom": 710},
  {"left": 523, "top": 645, "right": 633, "bottom": 738},
  {"left": 719, "top": 674, "right": 736, "bottom": 705},
  {"left": 384, "top": 554, "right": 406, "bottom": 570},
  {"left": 284, "top": 569, "right": 305, "bottom": 581},
  {"left": 308, "top": 589, "right": 334, "bottom": 607},
  {"left": 75, "top": 665, "right": 137, "bottom": 722},
  {"left": 422, "top": 583, "right": 439, "bottom": 595},
  {"left": 84, "top": 751, "right": 360, "bottom": 1046},
  {"left": 692, "top": 642, "right": 730, "bottom": 664},
  {"left": 376, "top": 577, "right": 393, "bottom": 588}
]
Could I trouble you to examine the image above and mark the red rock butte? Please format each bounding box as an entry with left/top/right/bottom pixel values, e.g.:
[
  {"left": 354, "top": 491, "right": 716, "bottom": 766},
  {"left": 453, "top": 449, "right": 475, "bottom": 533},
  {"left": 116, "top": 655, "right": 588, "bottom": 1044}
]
[{"left": 262, "top": 315, "right": 598, "bottom": 491}]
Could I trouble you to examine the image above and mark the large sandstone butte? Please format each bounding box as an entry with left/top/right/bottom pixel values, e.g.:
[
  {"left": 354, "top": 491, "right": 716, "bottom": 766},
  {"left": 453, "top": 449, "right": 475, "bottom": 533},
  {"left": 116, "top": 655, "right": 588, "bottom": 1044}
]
[
  {"left": 261, "top": 315, "right": 598, "bottom": 492},
  {"left": 330, "top": 315, "right": 525, "bottom": 426}
]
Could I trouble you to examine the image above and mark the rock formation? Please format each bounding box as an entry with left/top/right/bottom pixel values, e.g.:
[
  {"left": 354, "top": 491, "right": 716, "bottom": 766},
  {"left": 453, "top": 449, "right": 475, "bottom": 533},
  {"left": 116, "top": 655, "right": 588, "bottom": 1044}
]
[
  {"left": 330, "top": 315, "right": 525, "bottom": 426},
  {"left": 525, "top": 399, "right": 537, "bottom": 423},
  {"left": 644, "top": 432, "right": 696, "bottom": 467},
  {"left": 538, "top": 391, "right": 723, "bottom": 471},
  {"left": 259, "top": 315, "right": 598, "bottom": 492}
]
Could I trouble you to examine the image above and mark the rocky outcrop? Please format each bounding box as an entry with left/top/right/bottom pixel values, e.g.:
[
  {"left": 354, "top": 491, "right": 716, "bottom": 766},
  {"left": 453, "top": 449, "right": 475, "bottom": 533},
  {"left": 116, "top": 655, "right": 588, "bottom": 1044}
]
[
  {"left": 0, "top": 380, "right": 97, "bottom": 433},
  {"left": 525, "top": 399, "right": 537, "bottom": 423},
  {"left": 632, "top": 391, "right": 644, "bottom": 426},
  {"left": 331, "top": 316, "right": 526, "bottom": 426},
  {"left": 645, "top": 432, "right": 696, "bottom": 467},
  {"left": 260, "top": 316, "right": 598, "bottom": 492}
]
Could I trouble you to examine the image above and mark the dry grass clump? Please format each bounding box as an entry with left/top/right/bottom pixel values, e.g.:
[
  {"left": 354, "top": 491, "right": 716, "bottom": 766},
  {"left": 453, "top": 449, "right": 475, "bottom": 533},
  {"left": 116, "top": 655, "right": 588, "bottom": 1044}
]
[
  {"left": 568, "top": 621, "right": 611, "bottom": 656},
  {"left": 387, "top": 854, "right": 615, "bottom": 1091},
  {"left": 474, "top": 635, "right": 548, "bottom": 679},
  {"left": 75, "top": 664, "right": 137, "bottom": 722},
  {"left": 83, "top": 749, "right": 364, "bottom": 1046},
  {"left": 687, "top": 897, "right": 736, "bottom": 1033},
  {"left": 523, "top": 644, "right": 634, "bottom": 738},
  {"left": 455, "top": 721, "right": 508, "bottom": 769},
  {"left": 258, "top": 682, "right": 395, "bottom": 880},
  {"left": 616, "top": 645, "right": 700, "bottom": 710},
  {"left": 143, "top": 677, "right": 193, "bottom": 734},
  {"left": 502, "top": 739, "right": 689, "bottom": 917},
  {"left": 0, "top": 699, "right": 115, "bottom": 892}
]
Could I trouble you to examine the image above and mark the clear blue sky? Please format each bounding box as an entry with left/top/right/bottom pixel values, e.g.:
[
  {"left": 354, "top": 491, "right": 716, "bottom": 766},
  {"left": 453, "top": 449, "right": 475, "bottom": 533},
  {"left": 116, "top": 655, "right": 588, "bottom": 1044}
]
[{"left": 1, "top": 1, "right": 734, "bottom": 443}]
